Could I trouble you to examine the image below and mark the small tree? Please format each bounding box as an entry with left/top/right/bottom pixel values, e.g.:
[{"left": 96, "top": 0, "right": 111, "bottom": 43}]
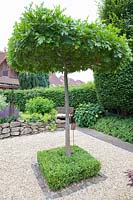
[{"left": 7, "top": 4, "right": 131, "bottom": 156}]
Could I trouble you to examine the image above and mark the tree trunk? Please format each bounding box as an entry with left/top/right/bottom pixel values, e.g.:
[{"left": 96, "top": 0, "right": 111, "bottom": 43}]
[{"left": 64, "top": 69, "right": 71, "bottom": 156}]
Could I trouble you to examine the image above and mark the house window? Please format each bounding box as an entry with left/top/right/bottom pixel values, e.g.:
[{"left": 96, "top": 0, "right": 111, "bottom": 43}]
[{"left": 2, "top": 70, "right": 8, "bottom": 76}]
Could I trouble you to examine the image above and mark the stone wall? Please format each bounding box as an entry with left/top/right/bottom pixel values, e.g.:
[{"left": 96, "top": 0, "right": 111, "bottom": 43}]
[{"left": 0, "top": 121, "right": 47, "bottom": 139}]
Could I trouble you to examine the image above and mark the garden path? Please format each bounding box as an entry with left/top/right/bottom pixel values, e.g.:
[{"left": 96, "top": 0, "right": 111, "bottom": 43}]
[{"left": 0, "top": 130, "right": 133, "bottom": 200}]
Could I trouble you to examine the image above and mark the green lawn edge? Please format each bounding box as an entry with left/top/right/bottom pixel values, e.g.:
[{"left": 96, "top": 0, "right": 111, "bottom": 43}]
[{"left": 37, "top": 145, "right": 101, "bottom": 191}]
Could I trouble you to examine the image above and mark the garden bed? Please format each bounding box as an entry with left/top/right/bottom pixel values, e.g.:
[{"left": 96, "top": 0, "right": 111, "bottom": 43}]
[{"left": 94, "top": 116, "right": 133, "bottom": 143}]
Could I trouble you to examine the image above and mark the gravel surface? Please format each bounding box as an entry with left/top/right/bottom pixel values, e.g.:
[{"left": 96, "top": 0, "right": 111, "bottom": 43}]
[{"left": 0, "top": 130, "right": 133, "bottom": 200}]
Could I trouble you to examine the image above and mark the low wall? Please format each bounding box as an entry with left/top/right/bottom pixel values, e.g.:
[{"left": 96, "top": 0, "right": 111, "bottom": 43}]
[{"left": 0, "top": 121, "right": 47, "bottom": 139}]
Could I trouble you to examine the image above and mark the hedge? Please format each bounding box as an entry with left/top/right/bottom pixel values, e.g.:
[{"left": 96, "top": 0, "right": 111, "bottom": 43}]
[
  {"left": 37, "top": 145, "right": 101, "bottom": 191},
  {"left": 94, "top": 63, "right": 133, "bottom": 115},
  {"left": 95, "top": 0, "right": 133, "bottom": 116},
  {"left": 2, "top": 84, "right": 97, "bottom": 111}
]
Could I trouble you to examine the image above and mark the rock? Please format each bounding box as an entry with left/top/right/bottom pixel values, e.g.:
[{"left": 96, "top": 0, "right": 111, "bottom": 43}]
[
  {"left": 11, "top": 127, "right": 20, "bottom": 132},
  {"left": 21, "top": 123, "right": 31, "bottom": 128},
  {"left": 17, "top": 118, "right": 25, "bottom": 123},
  {"left": 2, "top": 128, "right": 10, "bottom": 134},
  {"left": 20, "top": 127, "right": 24, "bottom": 132},
  {"left": 0, "top": 121, "right": 47, "bottom": 139},
  {"left": 0, "top": 133, "right": 10, "bottom": 139},
  {"left": 10, "top": 122, "right": 21, "bottom": 128},
  {"left": 2, "top": 123, "right": 10, "bottom": 128},
  {"left": 36, "top": 122, "right": 46, "bottom": 128},
  {"left": 11, "top": 132, "right": 20, "bottom": 136},
  {"left": 21, "top": 128, "right": 32, "bottom": 135},
  {"left": 38, "top": 128, "right": 46, "bottom": 132},
  {"left": 31, "top": 125, "right": 39, "bottom": 130}
]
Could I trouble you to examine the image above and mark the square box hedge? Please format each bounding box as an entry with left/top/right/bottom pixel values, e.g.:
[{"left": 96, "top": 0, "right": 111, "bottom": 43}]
[{"left": 37, "top": 145, "right": 101, "bottom": 191}]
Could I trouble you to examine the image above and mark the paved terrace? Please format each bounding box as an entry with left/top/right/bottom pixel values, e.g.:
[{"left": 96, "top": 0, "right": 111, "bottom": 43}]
[{"left": 0, "top": 130, "right": 133, "bottom": 200}]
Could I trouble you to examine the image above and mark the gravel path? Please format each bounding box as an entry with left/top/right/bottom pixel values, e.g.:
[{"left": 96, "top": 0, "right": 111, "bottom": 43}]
[{"left": 0, "top": 130, "right": 133, "bottom": 200}]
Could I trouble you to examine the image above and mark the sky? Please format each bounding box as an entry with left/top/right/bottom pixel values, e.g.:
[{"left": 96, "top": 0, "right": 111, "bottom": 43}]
[{"left": 0, "top": 0, "right": 99, "bottom": 82}]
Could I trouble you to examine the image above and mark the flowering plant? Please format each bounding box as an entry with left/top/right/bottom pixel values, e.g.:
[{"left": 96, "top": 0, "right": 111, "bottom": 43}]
[{"left": 0, "top": 106, "right": 19, "bottom": 124}]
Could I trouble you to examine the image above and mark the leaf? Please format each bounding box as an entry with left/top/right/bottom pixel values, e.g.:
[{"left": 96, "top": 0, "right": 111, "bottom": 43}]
[{"left": 37, "top": 36, "right": 45, "bottom": 45}]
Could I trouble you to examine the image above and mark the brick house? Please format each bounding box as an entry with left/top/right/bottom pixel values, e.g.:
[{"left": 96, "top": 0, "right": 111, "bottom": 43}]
[{"left": 0, "top": 51, "right": 19, "bottom": 89}]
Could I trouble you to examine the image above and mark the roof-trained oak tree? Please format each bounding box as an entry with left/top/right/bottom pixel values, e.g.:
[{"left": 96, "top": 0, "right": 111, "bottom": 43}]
[{"left": 7, "top": 4, "right": 131, "bottom": 156}]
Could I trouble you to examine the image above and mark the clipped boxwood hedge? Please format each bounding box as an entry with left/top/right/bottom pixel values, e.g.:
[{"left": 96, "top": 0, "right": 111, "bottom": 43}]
[
  {"left": 94, "top": 63, "right": 133, "bottom": 115},
  {"left": 2, "top": 84, "right": 97, "bottom": 111},
  {"left": 37, "top": 145, "right": 101, "bottom": 191}
]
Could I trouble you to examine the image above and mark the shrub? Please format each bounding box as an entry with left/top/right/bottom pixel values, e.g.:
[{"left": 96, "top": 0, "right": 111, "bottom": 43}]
[
  {"left": 37, "top": 145, "right": 101, "bottom": 191},
  {"left": 19, "top": 109, "right": 57, "bottom": 123},
  {"left": 3, "top": 84, "right": 97, "bottom": 111},
  {"left": 25, "top": 97, "right": 55, "bottom": 115},
  {"left": 94, "top": 116, "right": 133, "bottom": 143},
  {"left": 0, "top": 94, "right": 8, "bottom": 111},
  {"left": 74, "top": 103, "right": 104, "bottom": 127},
  {"left": 19, "top": 112, "right": 43, "bottom": 123}
]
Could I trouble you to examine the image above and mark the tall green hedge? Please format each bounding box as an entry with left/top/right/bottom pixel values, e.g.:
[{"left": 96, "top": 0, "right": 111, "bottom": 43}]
[
  {"left": 95, "top": 0, "right": 133, "bottom": 115},
  {"left": 94, "top": 63, "right": 133, "bottom": 114},
  {"left": 3, "top": 84, "right": 97, "bottom": 111}
]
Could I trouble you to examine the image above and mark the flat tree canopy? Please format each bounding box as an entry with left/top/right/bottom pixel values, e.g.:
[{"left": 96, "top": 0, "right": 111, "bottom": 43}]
[
  {"left": 7, "top": 4, "right": 131, "bottom": 156},
  {"left": 7, "top": 4, "right": 131, "bottom": 73}
]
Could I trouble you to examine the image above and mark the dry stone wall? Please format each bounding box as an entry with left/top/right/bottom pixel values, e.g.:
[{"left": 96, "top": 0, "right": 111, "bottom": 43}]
[{"left": 0, "top": 121, "right": 47, "bottom": 139}]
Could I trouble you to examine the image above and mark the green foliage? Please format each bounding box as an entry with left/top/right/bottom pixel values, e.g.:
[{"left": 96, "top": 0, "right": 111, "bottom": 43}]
[
  {"left": 25, "top": 97, "right": 55, "bottom": 115},
  {"left": 19, "top": 96, "right": 57, "bottom": 130},
  {"left": 19, "top": 72, "right": 49, "bottom": 89},
  {"left": 82, "top": 81, "right": 95, "bottom": 89},
  {"left": 19, "top": 109, "right": 57, "bottom": 124},
  {"left": 95, "top": 0, "right": 133, "bottom": 115},
  {"left": 99, "top": 0, "right": 133, "bottom": 44},
  {"left": 0, "top": 115, "right": 17, "bottom": 124},
  {"left": 37, "top": 145, "right": 101, "bottom": 191},
  {"left": 0, "top": 95, "right": 7, "bottom": 111},
  {"left": 7, "top": 4, "right": 131, "bottom": 74},
  {"left": 4, "top": 84, "right": 97, "bottom": 111},
  {"left": 19, "top": 112, "right": 42, "bottom": 123},
  {"left": 94, "top": 65, "right": 133, "bottom": 114},
  {"left": 94, "top": 116, "right": 133, "bottom": 143},
  {"left": 47, "top": 121, "right": 57, "bottom": 132},
  {"left": 74, "top": 103, "right": 104, "bottom": 127}
]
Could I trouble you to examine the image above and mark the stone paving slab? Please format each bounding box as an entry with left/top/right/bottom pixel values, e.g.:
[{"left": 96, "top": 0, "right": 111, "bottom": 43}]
[
  {"left": 78, "top": 127, "right": 133, "bottom": 153},
  {"left": 0, "top": 130, "right": 133, "bottom": 200}
]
